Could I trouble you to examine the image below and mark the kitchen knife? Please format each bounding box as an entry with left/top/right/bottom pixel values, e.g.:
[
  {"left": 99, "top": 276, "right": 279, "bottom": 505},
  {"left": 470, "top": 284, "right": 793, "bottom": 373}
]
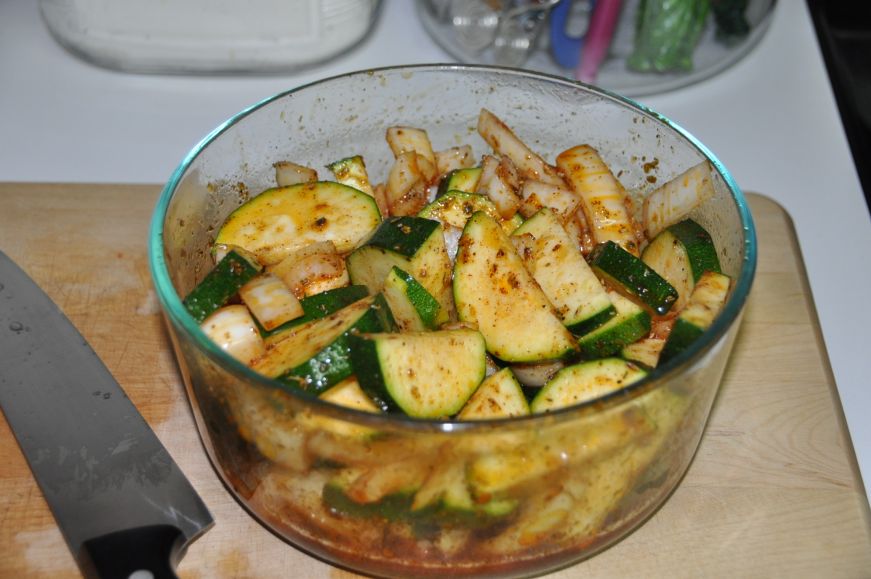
[{"left": 0, "top": 250, "right": 213, "bottom": 579}]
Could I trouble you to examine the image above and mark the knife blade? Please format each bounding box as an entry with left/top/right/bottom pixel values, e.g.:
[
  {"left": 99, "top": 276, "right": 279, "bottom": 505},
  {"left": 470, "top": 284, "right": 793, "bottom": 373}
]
[{"left": 0, "top": 250, "right": 213, "bottom": 579}]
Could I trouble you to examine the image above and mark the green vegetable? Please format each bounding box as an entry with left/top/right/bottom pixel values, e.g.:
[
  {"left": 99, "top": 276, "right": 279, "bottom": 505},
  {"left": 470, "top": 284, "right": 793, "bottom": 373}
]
[
  {"left": 628, "top": 0, "right": 711, "bottom": 73},
  {"left": 260, "top": 285, "right": 370, "bottom": 342},
  {"left": 183, "top": 248, "right": 262, "bottom": 323},
  {"left": 250, "top": 294, "right": 395, "bottom": 394},
  {"left": 588, "top": 240, "right": 678, "bottom": 316},
  {"left": 349, "top": 329, "right": 486, "bottom": 417}
]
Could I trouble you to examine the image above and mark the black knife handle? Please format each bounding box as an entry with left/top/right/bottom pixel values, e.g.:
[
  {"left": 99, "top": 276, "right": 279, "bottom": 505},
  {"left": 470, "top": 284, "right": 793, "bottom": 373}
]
[{"left": 79, "top": 525, "right": 184, "bottom": 579}]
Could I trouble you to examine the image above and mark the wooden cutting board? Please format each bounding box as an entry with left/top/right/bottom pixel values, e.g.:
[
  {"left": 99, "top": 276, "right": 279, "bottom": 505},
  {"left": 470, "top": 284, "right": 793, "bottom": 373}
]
[{"left": 0, "top": 184, "right": 869, "bottom": 578}]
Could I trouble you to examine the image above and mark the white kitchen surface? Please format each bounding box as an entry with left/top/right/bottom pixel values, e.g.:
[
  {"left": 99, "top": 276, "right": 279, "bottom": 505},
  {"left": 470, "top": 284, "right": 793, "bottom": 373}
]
[{"left": 2, "top": 0, "right": 870, "bottom": 503}]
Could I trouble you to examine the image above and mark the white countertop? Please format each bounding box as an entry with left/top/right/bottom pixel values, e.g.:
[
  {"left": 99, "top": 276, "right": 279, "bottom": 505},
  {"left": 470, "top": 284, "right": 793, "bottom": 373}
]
[{"left": 2, "top": 0, "right": 870, "bottom": 502}]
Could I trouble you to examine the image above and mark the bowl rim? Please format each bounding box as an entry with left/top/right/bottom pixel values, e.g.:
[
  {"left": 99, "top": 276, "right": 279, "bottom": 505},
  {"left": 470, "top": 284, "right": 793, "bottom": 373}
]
[{"left": 148, "top": 63, "right": 757, "bottom": 432}]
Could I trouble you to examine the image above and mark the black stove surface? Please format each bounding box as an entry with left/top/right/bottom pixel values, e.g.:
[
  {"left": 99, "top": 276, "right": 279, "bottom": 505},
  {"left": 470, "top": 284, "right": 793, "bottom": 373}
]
[{"left": 806, "top": 1, "right": 871, "bottom": 214}]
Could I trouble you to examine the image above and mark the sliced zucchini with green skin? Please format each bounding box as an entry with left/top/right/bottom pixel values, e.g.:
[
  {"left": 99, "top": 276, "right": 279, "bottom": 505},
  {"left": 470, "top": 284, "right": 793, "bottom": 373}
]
[
  {"left": 299, "top": 284, "right": 372, "bottom": 320},
  {"left": 578, "top": 292, "right": 651, "bottom": 359},
  {"left": 512, "top": 208, "right": 615, "bottom": 335},
  {"left": 530, "top": 358, "right": 647, "bottom": 413},
  {"left": 457, "top": 367, "right": 530, "bottom": 420},
  {"left": 326, "top": 155, "right": 374, "bottom": 196},
  {"left": 183, "top": 247, "right": 262, "bottom": 323},
  {"left": 411, "top": 460, "right": 518, "bottom": 526},
  {"left": 419, "top": 190, "right": 521, "bottom": 234},
  {"left": 642, "top": 218, "right": 721, "bottom": 312},
  {"left": 436, "top": 167, "right": 482, "bottom": 196},
  {"left": 660, "top": 271, "right": 731, "bottom": 364},
  {"left": 454, "top": 212, "right": 578, "bottom": 363},
  {"left": 323, "top": 466, "right": 421, "bottom": 519},
  {"left": 259, "top": 284, "right": 370, "bottom": 343},
  {"left": 381, "top": 266, "right": 440, "bottom": 331},
  {"left": 346, "top": 216, "right": 453, "bottom": 325},
  {"left": 215, "top": 181, "right": 381, "bottom": 266},
  {"left": 349, "top": 329, "right": 486, "bottom": 418},
  {"left": 251, "top": 294, "right": 395, "bottom": 394},
  {"left": 589, "top": 240, "right": 679, "bottom": 316}
]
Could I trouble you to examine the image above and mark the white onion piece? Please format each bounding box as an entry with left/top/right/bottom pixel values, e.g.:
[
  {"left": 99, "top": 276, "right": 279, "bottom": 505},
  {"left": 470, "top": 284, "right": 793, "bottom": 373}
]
[
  {"left": 386, "top": 126, "right": 437, "bottom": 182},
  {"left": 442, "top": 224, "right": 462, "bottom": 263},
  {"left": 277, "top": 252, "right": 349, "bottom": 298},
  {"left": 274, "top": 160, "right": 318, "bottom": 187},
  {"left": 510, "top": 359, "right": 566, "bottom": 387},
  {"left": 520, "top": 180, "right": 582, "bottom": 222},
  {"left": 476, "top": 155, "right": 520, "bottom": 219},
  {"left": 477, "top": 108, "right": 565, "bottom": 186},
  {"left": 239, "top": 273, "right": 304, "bottom": 331},
  {"left": 643, "top": 161, "right": 716, "bottom": 239},
  {"left": 200, "top": 305, "right": 265, "bottom": 364},
  {"left": 557, "top": 144, "right": 641, "bottom": 256},
  {"left": 435, "top": 145, "right": 475, "bottom": 175}
]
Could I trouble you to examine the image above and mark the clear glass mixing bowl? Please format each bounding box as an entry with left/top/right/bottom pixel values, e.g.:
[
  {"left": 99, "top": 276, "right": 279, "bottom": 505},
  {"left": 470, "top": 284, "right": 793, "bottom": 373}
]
[{"left": 149, "top": 65, "right": 756, "bottom": 577}]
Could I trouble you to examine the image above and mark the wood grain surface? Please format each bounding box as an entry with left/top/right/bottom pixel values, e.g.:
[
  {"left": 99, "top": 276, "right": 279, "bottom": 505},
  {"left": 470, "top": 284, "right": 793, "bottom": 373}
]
[{"left": 0, "top": 183, "right": 869, "bottom": 578}]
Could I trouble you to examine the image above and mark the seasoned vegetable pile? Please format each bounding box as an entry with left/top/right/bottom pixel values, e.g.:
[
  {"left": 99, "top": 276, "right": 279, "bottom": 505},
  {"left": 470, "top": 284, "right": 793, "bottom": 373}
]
[
  {"left": 182, "top": 109, "right": 734, "bottom": 566},
  {"left": 186, "top": 109, "right": 730, "bottom": 420}
]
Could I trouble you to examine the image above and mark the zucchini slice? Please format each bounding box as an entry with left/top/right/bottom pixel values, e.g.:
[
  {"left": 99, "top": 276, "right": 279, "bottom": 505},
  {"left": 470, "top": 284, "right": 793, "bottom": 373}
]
[
  {"left": 326, "top": 155, "right": 375, "bottom": 197},
  {"left": 183, "top": 247, "right": 262, "bottom": 323},
  {"left": 419, "top": 190, "right": 521, "bottom": 235},
  {"left": 642, "top": 218, "right": 721, "bottom": 311},
  {"left": 436, "top": 167, "right": 482, "bottom": 196},
  {"left": 323, "top": 465, "right": 423, "bottom": 519},
  {"left": 530, "top": 358, "right": 648, "bottom": 413},
  {"left": 411, "top": 460, "right": 518, "bottom": 525},
  {"left": 660, "top": 271, "right": 731, "bottom": 364},
  {"left": 556, "top": 144, "right": 641, "bottom": 255},
  {"left": 381, "top": 266, "right": 441, "bottom": 331},
  {"left": 346, "top": 216, "right": 453, "bottom": 325},
  {"left": 349, "top": 329, "right": 486, "bottom": 418},
  {"left": 453, "top": 211, "right": 578, "bottom": 363},
  {"left": 457, "top": 367, "right": 530, "bottom": 420},
  {"left": 577, "top": 292, "right": 651, "bottom": 359},
  {"left": 589, "top": 240, "right": 679, "bottom": 316},
  {"left": 298, "top": 284, "right": 372, "bottom": 321},
  {"left": 512, "top": 208, "right": 615, "bottom": 335},
  {"left": 215, "top": 181, "right": 381, "bottom": 266},
  {"left": 251, "top": 294, "right": 395, "bottom": 394}
]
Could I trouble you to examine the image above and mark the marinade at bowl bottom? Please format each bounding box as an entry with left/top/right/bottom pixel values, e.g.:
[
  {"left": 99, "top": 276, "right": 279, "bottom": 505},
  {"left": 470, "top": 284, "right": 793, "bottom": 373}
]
[{"left": 184, "top": 354, "right": 717, "bottom": 578}]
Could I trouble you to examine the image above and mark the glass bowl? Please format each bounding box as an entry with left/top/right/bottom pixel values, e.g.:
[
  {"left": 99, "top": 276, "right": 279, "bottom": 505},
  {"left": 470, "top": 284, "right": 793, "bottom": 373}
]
[{"left": 149, "top": 65, "right": 756, "bottom": 577}]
